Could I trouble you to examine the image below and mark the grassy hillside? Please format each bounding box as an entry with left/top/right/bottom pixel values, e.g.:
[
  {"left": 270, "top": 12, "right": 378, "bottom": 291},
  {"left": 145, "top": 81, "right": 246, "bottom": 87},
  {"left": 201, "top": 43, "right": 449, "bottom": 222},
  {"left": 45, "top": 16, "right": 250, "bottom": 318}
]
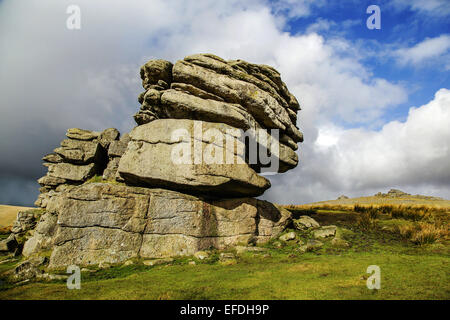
[
  {"left": 0, "top": 205, "right": 33, "bottom": 230},
  {"left": 292, "top": 195, "right": 450, "bottom": 209}
]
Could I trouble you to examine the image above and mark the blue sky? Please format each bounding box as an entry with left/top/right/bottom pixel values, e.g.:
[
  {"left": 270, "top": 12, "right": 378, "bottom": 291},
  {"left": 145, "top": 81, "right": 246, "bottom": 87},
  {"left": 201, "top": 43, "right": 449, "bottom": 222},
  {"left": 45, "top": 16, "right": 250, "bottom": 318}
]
[
  {"left": 0, "top": 0, "right": 449, "bottom": 205},
  {"left": 279, "top": 0, "right": 449, "bottom": 127}
]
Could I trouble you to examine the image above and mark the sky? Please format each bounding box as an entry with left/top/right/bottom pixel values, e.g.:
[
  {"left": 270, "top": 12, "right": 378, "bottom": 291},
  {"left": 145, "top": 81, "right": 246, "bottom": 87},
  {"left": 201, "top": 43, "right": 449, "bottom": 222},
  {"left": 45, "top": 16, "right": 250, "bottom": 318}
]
[{"left": 0, "top": 0, "right": 449, "bottom": 206}]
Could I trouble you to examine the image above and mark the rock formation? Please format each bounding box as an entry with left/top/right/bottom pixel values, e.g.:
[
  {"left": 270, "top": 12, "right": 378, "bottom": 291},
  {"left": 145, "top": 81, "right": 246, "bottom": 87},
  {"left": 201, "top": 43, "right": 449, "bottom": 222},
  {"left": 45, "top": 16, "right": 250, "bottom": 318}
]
[
  {"left": 10, "top": 53, "right": 303, "bottom": 268},
  {"left": 374, "top": 189, "right": 444, "bottom": 200},
  {"left": 35, "top": 127, "right": 126, "bottom": 208},
  {"left": 129, "top": 54, "right": 302, "bottom": 195},
  {"left": 375, "top": 189, "right": 410, "bottom": 198}
]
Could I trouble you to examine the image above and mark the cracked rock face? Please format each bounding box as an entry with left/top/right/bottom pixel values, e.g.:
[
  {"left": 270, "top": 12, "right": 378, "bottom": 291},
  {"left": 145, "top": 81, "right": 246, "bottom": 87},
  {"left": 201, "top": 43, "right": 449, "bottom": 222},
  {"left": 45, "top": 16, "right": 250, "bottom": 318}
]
[{"left": 23, "top": 183, "right": 291, "bottom": 268}]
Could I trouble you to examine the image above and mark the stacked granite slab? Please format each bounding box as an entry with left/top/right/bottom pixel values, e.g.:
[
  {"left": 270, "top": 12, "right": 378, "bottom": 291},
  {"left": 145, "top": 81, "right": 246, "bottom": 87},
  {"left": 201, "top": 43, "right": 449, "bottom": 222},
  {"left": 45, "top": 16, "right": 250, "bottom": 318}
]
[
  {"left": 35, "top": 127, "right": 121, "bottom": 208},
  {"left": 120, "top": 53, "right": 303, "bottom": 198},
  {"left": 102, "top": 133, "right": 131, "bottom": 180}
]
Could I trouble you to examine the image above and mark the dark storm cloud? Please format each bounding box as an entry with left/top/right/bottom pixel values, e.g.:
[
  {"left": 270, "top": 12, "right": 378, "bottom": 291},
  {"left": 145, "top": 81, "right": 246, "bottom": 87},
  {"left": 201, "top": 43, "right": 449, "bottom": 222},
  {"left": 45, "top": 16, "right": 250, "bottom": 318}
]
[{"left": 0, "top": 0, "right": 144, "bottom": 205}]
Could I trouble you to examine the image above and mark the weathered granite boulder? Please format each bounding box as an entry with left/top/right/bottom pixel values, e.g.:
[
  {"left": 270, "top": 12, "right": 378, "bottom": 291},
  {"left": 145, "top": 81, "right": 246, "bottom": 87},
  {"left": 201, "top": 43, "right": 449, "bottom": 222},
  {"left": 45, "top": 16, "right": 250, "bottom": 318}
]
[
  {"left": 140, "top": 59, "right": 173, "bottom": 89},
  {"left": 11, "top": 210, "right": 41, "bottom": 234},
  {"left": 313, "top": 226, "right": 337, "bottom": 239},
  {"left": 279, "top": 231, "right": 296, "bottom": 242},
  {"left": 293, "top": 215, "right": 320, "bottom": 230},
  {"left": 298, "top": 239, "right": 323, "bottom": 252},
  {"left": 157, "top": 90, "right": 299, "bottom": 173},
  {"left": 117, "top": 119, "right": 270, "bottom": 197},
  {"left": 47, "top": 163, "right": 96, "bottom": 182},
  {"left": 66, "top": 128, "right": 99, "bottom": 141},
  {"left": 108, "top": 134, "right": 130, "bottom": 158},
  {"left": 22, "top": 211, "right": 58, "bottom": 257},
  {"left": 54, "top": 139, "right": 101, "bottom": 164},
  {"left": 172, "top": 59, "right": 292, "bottom": 131},
  {"left": 0, "top": 234, "right": 18, "bottom": 253},
  {"left": 23, "top": 183, "right": 291, "bottom": 268},
  {"left": 102, "top": 157, "right": 121, "bottom": 180}
]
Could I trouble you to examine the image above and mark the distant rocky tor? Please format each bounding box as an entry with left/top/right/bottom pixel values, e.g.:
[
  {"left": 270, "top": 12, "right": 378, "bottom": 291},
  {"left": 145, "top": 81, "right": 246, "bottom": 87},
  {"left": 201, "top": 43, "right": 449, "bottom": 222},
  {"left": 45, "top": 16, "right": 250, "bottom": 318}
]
[
  {"left": 375, "top": 189, "right": 443, "bottom": 200},
  {"left": 375, "top": 189, "right": 411, "bottom": 198},
  {"left": 2, "top": 54, "right": 304, "bottom": 268}
]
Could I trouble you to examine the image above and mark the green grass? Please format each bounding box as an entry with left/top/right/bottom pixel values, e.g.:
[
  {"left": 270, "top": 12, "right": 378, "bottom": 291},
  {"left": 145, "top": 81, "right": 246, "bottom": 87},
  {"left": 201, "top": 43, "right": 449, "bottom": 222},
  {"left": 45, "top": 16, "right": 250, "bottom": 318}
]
[
  {"left": 84, "top": 175, "right": 125, "bottom": 185},
  {"left": 0, "top": 208, "right": 448, "bottom": 300},
  {"left": 0, "top": 249, "right": 448, "bottom": 300}
]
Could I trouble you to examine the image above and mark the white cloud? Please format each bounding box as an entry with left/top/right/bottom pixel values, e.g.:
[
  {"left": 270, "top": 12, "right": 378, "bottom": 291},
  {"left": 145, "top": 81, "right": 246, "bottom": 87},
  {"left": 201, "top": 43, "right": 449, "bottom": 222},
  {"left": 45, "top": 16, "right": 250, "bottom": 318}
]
[
  {"left": 326, "top": 88, "right": 450, "bottom": 187},
  {"left": 394, "top": 34, "right": 450, "bottom": 67},
  {"left": 306, "top": 18, "right": 361, "bottom": 35},
  {"left": 270, "top": 0, "right": 326, "bottom": 18},
  {"left": 266, "top": 88, "right": 450, "bottom": 203},
  {"left": 391, "top": 0, "right": 450, "bottom": 16}
]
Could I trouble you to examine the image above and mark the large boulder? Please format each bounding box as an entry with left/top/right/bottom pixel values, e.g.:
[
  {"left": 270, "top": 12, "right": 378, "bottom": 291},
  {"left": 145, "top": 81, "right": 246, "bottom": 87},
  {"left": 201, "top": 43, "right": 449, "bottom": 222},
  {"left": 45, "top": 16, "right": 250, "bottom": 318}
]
[
  {"left": 46, "top": 162, "right": 96, "bottom": 182},
  {"left": 22, "top": 212, "right": 58, "bottom": 257},
  {"left": 293, "top": 215, "right": 320, "bottom": 230},
  {"left": 22, "top": 183, "right": 291, "bottom": 268},
  {"left": 0, "top": 234, "right": 18, "bottom": 253},
  {"left": 160, "top": 89, "right": 251, "bottom": 130},
  {"left": 98, "top": 128, "right": 120, "bottom": 149},
  {"left": 140, "top": 59, "right": 173, "bottom": 89},
  {"left": 54, "top": 139, "right": 101, "bottom": 164},
  {"left": 66, "top": 128, "right": 99, "bottom": 141},
  {"left": 313, "top": 226, "right": 337, "bottom": 239},
  {"left": 11, "top": 210, "right": 41, "bottom": 234},
  {"left": 117, "top": 119, "right": 271, "bottom": 198}
]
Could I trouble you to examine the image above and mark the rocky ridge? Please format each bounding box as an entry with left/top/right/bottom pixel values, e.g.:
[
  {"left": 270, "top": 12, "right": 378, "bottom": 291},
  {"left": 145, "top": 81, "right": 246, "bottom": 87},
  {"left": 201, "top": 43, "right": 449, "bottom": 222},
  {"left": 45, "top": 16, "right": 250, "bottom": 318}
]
[{"left": 375, "top": 189, "right": 444, "bottom": 200}]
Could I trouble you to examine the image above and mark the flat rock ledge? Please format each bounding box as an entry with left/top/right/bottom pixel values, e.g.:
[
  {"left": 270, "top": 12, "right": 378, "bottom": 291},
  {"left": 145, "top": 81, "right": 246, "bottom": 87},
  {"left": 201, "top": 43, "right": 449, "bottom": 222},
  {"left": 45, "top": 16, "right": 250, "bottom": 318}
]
[{"left": 23, "top": 183, "right": 291, "bottom": 268}]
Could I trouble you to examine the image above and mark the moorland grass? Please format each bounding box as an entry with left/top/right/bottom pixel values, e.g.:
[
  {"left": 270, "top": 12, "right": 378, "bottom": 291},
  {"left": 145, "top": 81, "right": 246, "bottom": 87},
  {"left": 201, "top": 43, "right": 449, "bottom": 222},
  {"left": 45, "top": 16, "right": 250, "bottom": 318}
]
[
  {"left": 0, "top": 247, "right": 448, "bottom": 300},
  {"left": 0, "top": 206, "right": 448, "bottom": 300}
]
